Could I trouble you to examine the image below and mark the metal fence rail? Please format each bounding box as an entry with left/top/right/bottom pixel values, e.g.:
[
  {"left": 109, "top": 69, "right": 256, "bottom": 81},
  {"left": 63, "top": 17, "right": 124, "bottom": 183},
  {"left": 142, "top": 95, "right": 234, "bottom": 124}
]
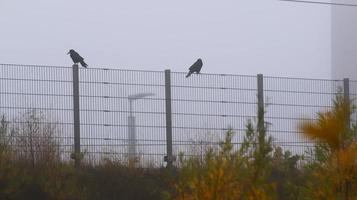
[{"left": 0, "top": 63, "right": 352, "bottom": 166}]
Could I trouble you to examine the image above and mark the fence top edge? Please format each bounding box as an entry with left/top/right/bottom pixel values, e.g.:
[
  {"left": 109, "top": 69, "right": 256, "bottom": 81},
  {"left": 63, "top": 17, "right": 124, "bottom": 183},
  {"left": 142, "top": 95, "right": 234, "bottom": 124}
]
[
  {"left": 264, "top": 75, "right": 343, "bottom": 82},
  {"left": 171, "top": 71, "right": 257, "bottom": 78},
  {"left": 1, "top": 63, "right": 356, "bottom": 82},
  {"left": 0, "top": 63, "right": 165, "bottom": 73}
]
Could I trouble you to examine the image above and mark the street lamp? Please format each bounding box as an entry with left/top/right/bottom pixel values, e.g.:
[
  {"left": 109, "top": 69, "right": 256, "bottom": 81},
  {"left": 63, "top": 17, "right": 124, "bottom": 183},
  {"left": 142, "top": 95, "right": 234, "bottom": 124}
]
[{"left": 127, "top": 93, "right": 154, "bottom": 164}]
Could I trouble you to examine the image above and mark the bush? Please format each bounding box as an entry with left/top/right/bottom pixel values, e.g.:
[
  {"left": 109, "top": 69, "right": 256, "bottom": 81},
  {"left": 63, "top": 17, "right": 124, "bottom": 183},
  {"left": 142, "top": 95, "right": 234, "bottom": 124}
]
[
  {"left": 174, "top": 130, "right": 244, "bottom": 200},
  {"left": 0, "top": 110, "right": 172, "bottom": 200},
  {"left": 0, "top": 111, "right": 84, "bottom": 199},
  {"left": 79, "top": 160, "right": 172, "bottom": 200},
  {"left": 299, "top": 93, "right": 357, "bottom": 199},
  {"left": 2, "top": 93, "right": 357, "bottom": 199},
  {"left": 174, "top": 110, "right": 290, "bottom": 199}
]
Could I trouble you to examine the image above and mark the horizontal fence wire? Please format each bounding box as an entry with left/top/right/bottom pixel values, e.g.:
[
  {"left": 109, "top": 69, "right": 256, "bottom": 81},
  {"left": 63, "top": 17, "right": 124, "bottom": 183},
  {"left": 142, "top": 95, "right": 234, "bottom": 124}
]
[
  {"left": 264, "top": 76, "right": 342, "bottom": 155},
  {"left": 0, "top": 63, "right": 352, "bottom": 166},
  {"left": 170, "top": 72, "right": 258, "bottom": 158}
]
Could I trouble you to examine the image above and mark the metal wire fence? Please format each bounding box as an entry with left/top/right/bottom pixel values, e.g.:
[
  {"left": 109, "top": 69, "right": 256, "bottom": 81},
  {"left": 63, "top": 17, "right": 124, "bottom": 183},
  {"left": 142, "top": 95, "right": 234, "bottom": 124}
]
[{"left": 0, "top": 63, "right": 353, "bottom": 166}]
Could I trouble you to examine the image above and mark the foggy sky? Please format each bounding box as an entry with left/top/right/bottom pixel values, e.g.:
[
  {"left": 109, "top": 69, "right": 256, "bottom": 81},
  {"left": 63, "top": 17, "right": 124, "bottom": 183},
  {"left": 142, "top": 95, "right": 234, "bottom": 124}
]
[{"left": 0, "top": 0, "right": 331, "bottom": 78}]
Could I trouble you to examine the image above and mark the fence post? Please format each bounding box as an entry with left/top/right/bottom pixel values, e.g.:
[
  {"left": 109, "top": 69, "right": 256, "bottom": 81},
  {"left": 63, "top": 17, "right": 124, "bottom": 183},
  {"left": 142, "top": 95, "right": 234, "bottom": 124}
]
[
  {"left": 343, "top": 78, "right": 350, "bottom": 130},
  {"left": 257, "top": 74, "right": 264, "bottom": 134},
  {"left": 72, "top": 64, "right": 81, "bottom": 168},
  {"left": 343, "top": 78, "right": 352, "bottom": 200},
  {"left": 164, "top": 69, "right": 174, "bottom": 168}
]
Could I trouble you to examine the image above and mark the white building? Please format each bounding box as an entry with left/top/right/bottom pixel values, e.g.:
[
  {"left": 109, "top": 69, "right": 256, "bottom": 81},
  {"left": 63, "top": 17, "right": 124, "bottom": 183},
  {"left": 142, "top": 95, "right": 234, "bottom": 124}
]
[{"left": 331, "top": 6, "right": 357, "bottom": 80}]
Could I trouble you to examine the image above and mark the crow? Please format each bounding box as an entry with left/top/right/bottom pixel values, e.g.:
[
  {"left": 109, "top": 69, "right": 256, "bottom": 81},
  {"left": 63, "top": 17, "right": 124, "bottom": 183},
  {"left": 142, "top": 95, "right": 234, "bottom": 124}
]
[
  {"left": 186, "top": 58, "right": 203, "bottom": 78},
  {"left": 67, "top": 49, "right": 88, "bottom": 68}
]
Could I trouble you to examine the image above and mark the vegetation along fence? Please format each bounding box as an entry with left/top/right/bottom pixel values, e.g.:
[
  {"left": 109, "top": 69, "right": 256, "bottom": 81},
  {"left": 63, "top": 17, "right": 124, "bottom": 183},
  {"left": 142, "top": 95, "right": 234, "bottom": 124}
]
[{"left": 0, "top": 63, "right": 356, "bottom": 167}]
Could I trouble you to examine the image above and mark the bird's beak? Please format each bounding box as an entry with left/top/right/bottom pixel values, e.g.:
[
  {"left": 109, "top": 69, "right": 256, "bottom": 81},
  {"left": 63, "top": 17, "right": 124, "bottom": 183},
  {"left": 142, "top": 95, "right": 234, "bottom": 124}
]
[{"left": 67, "top": 51, "right": 70, "bottom": 55}]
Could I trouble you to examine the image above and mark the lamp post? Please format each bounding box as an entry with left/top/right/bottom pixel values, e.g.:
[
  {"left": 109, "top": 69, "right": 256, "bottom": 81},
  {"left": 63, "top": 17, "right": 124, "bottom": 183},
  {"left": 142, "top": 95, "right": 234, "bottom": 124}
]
[{"left": 127, "top": 93, "right": 154, "bottom": 165}]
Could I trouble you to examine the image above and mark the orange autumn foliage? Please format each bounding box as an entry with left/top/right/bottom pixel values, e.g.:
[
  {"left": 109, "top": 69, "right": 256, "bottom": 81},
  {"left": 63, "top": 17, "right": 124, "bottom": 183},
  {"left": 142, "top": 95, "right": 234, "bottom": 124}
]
[
  {"left": 299, "top": 96, "right": 351, "bottom": 150},
  {"left": 174, "top": 131, "right": 244, "bottom": 200},
  {"left": 299, "top": 94, "right": 357, "bottom": 199},
  {"left": 331, "top": 143, "right": 357, "bottom": 183}
]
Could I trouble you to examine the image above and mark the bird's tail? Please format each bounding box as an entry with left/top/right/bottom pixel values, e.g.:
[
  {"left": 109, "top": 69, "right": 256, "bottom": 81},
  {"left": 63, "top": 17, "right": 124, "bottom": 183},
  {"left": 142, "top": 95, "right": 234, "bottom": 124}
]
[
  {"left": 186, "top": 71, "right": 193, "bottom": 78},
  {"left": 80, "top": 61, "right": 88, "bottom": 68}
]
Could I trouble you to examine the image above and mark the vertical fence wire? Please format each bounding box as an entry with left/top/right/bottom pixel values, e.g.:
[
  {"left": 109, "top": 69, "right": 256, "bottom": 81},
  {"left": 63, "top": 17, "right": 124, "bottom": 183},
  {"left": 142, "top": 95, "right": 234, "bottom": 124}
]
[
  {"left": 349, "top": 80, "right": 357, "bottom": 126},
  {"left": 78, "top": 67, "right": 166, "bottom": 166},
  {"left": 0, "top": 64, "right": 74, "bottom": 162},
  {"left": 263, "top": 76, "right": 342, "bottom": 155},
  {"left": 170, "top": 72, "right": 257, "bottom": 159}
]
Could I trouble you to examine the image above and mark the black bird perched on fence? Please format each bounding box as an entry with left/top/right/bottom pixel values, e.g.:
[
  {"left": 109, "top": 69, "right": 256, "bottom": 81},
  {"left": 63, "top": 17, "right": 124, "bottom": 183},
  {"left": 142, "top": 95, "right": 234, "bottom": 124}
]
[
  {"left": 67, "top": 49, "right": 88, "bottom": 68},
  {"left": 186, "top": 58, "right": 203, "bottom": 78}
]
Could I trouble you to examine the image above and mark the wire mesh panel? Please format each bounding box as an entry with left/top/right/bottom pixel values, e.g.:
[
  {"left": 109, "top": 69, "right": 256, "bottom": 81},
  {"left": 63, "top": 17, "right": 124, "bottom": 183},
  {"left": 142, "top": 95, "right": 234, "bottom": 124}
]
[
  {"left": 0, "top": 64, "right": 74, "bottom": 161},
  {"left": 1, "top": 63, "right": 354, "bottom": 167},
  {"left": 170, "top": 72, "right": 258, "bottom": 158},
  {"left": 0, "top": 64, "right": 167, "bottom": 166},
  {"left": 78, "top": 67, "right": 166, "bottom": 166},
  {"left": 349, "top": 80, "right": 357, "bottom": 125},
  {"left": 264, "top": 76, "right": 342, "bottom": 155}
]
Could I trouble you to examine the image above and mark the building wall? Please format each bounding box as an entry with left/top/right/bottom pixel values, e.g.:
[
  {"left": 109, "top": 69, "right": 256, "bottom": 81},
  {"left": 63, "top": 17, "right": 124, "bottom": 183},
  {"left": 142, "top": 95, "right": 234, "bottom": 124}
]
[{"left": 331, "top": 6, "right": 357, "bottom": 80}]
